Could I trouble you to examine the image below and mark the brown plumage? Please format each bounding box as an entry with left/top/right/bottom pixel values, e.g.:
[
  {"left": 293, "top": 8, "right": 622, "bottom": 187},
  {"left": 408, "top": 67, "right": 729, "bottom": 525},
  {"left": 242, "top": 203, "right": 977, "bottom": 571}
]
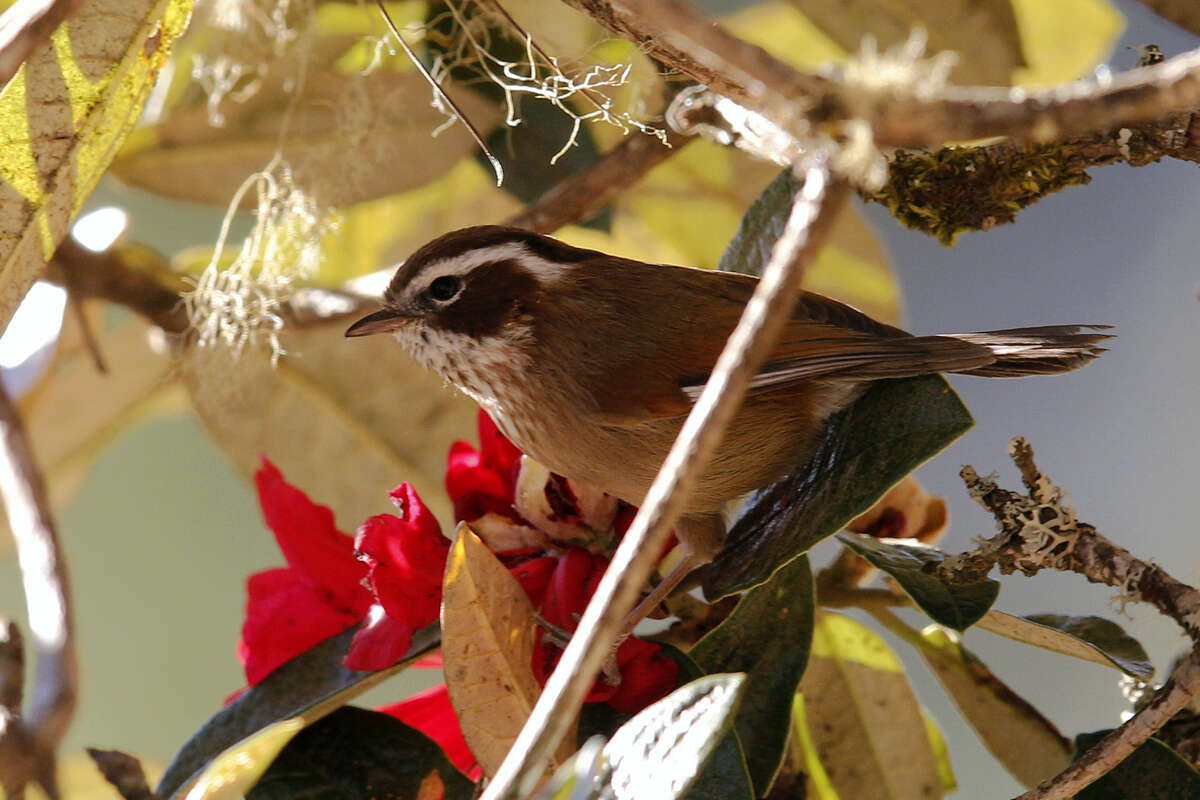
[{"left": 347, "top": 225, "right": 1109, "bottom": 577}]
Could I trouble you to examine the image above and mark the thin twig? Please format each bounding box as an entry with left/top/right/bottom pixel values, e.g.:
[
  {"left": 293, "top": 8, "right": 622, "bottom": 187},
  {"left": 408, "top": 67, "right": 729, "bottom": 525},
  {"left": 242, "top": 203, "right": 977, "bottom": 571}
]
[
  {"left": 377, "top": 0, "right": 505, "bottom": 185},
  {"left": 941, "top": 437, "right": 1200, "bottom": 799},
  {"left": 0, "top": 382, "right": 76, "bottom": 798},
  {"left": 561, "top": 0, "right": 1200, "bottom": 148},
  {"left": 0, "top": 0, "right": 88, "bottom": 88},
  {"left": 481, "top": 158, "right": 849, "bottom": 800}
]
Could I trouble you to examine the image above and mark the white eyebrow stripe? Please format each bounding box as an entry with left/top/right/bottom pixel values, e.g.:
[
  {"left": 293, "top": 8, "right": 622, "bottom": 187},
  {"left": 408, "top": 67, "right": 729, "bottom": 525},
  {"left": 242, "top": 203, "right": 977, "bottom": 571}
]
[{"left": 419, "top": 242, "right": 568, "bottom": 285}]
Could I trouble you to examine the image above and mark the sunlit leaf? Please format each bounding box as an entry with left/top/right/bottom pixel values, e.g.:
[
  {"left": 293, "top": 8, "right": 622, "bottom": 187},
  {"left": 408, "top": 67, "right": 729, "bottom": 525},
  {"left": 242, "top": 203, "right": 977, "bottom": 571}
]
[
  {"left": 919, "top": 627, "right": 1071, "bottom": 788},
  {"left": 182, "top": 718, "right": 305, "bottom": 800},
  {"left": 976, "top": 611, "right": 1154, "bottom": 680},
  {"left": 441, "top": 523, "right": 567, "bottom": 777},
  {"left": 787, "top": 695, "right": 839, "bottom": 800},
  {"left": 113, "top": 69, "right": 501, "bottom": 208},
  {"left": 0, "top": 0, "right": 193, "bottom": 332},
  {"left": 179, "top": 321, "right": 478, "bottom": 530},
  {"left": 247, "top": 707, "right": 474, "bottom": 800},
  {"left": 921, "top": 709, "right": 958, "bottom": 793},
  {"left": 702, "top": 376, "right": 972, "bottom": 600},
  {"left": 785, "top": 0, "right": 1026, "bottom": 86},
  {"left": 800, "top": 612, "right": 945, "bottom": 799},
  {"left": 837, "top": 533, "right": 999, "bottom": 630},
  {"left": 1011, "top": 0, "right": 1124, "bottom": 87},
  {"left": 158, "top": 624, "right": 439, "bottom": 799},
  {"left": 603, "top": 674, "right": 746, "bottom": 800},
  {"left": 691, "top": 555, "right": 814, "bottom": 795},
  {"left": 1075, "top": 730, "right": 1200, "bottom": 799}
]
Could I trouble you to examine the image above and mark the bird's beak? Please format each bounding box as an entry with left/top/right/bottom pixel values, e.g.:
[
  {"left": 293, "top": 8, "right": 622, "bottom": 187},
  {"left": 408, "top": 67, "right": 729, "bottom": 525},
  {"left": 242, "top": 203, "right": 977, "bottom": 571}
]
[{"left": 345, "top": 307, "right": 409, "bottom": 338}]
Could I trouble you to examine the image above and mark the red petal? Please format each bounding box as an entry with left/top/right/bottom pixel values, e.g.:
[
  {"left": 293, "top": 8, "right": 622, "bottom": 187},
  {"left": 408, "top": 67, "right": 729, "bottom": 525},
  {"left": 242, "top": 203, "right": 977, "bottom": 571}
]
[
  {"left": 607, "top": 639, "right": 680, "bottom": 713},
  {"left": 369, "top": 562, "right": 443, "bottom": 627},
  {"left": 413, "top": 652, "right": 444, "bottom": 669},
  {"left": 239, "top": 568, "right": 363, "bottom": 685},
  {"left": 508, "top": 555, "right": 557, "bottom": 608},
  {"left": 542, "top": 549, "right": 594, "bottom": 630},
  {"left": 378, "top": 685, "right": 476, "bottom": 775},
  {"left": 445, "top": 442, "right": 511, "bottom": 509},
  {"left": 530, "top": 630, "right": 618, "bottom": 702},
  {"left": 344, "top": 608, "right": 415, "bottom": 671},
  {"left": 254, "top": 459, "right": 369, "bottom": 613},
  {"left": 478, "top": 411, "right": 522, "bottom": 481}
]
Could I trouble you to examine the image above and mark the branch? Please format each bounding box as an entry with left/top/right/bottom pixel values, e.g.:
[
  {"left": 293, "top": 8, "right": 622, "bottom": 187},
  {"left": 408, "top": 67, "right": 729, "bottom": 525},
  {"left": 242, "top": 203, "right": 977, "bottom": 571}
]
[
  {"left": 0, "top": 0, "right": 88, "bottom": 87},
  {"left": 504, "top": 128, "right": 692, "bottom": 233},
  {"left": 481, "top": 158, "right": 850, "bottom": 800},
  {"left": 866, "top": 110, "right": 1200, "bottom": 244},
  {"left": 938, "top": 437, "right": 1200, "bottom": 799},
  {"left": 563, "top": 0, "right": 1200, "bottom": 148},
  {"left": 0, "top": 382, "right": 76, "bottom": 799}
]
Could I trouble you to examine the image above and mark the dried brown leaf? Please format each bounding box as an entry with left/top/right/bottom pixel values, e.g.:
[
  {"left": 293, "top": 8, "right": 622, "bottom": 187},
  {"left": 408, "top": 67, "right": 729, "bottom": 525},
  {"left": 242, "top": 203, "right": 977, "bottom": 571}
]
[{"left": 441, "top": 523, "right": 572, "bottom": 777}]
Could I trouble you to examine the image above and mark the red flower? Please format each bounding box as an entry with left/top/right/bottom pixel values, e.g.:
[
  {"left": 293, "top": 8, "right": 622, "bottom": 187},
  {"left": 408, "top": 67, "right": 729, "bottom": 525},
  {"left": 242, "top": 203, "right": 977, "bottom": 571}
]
[
  {"left": 238, "top": 460, "right": 372, "bottom": 685},
  {"left": 378, "top": 685, "right": 478, "bottom": 778},
  {"left": 445, "top": 413, "right": 522, "bottom": 523}
]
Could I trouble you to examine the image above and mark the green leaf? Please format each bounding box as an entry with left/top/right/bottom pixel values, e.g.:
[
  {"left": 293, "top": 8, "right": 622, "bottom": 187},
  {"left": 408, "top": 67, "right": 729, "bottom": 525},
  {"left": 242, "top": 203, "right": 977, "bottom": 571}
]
[
  {"left": 800, "top": 612, "right": 946, "bottom": 799},
  {"left": 0, "top": 0, "right": 193, "bottom": 332},
  {"left": 701, "top": 375, "right": 972, "bottom": 599},
  {"left": 1074, "top": 731, "right": 1200, "bottom": 799},
  {"left": 976, "top": 611, "right": 1154, "bottom": 680},
  {"left": 918, "top": 627, "right": 1071, "bottom": 788},
  {"left": 247, "top": 707, "right": 474, "bottom": 800},
  {"left": 158, "top": 623, "right": 439, "bottom": 799},
  {"left": 837, "top": 534, "right": 999, "bottom": 630},
  {"left": 691, "top": 555, "right": 815, "bottom": 795},
  {"left": 600, "top": 674, "right": 746, "bottom": 800}
]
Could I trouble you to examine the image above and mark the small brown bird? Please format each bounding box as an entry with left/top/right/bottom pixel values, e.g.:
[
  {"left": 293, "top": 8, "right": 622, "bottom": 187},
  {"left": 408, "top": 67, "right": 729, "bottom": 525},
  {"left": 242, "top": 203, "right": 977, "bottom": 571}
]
[{"left": 347, "top": 225, "right": 1108, "bottom": 597}]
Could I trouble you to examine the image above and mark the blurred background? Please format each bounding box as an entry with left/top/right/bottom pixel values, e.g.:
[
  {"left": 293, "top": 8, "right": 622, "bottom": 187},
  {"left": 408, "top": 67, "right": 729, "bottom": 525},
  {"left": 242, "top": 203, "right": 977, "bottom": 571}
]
[{"left": 1, "top": 0, "right": 1198, "bottom": 796}]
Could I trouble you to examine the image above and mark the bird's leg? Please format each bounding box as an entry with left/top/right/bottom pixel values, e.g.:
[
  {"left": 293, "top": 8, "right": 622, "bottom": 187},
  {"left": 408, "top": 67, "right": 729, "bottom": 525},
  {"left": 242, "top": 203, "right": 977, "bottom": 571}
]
[{"left": 617, "top": 512, "right": 724, "bottom": 638}]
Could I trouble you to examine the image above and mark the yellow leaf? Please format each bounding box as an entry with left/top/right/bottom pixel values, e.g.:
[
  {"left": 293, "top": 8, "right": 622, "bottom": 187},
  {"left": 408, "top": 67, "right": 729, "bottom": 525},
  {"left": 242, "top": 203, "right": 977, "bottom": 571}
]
[
  {"left": 441, "top": 523, "right": 572, "bottom": 777},
  {"left": 723, "top": 2, "right": 845, "bottom": 71},
  {"left": 1012, "top": 0, "right": 1124, "bottom": 87},
  {"left": 919, "top": 626, "right": 1071, "bottom": 788},
  {"left": 182, "top": 718, "right": 305, "bottom": 800},
  {"left": 784, "top": 0, "right": 1026, "bottom": 85},
  {"left": 800, "top": 611, "right": 944, "bottom": 800},
  {"left": 0, "top": 0, "right": 193, "bottom": 333},
  {"left": 179, "top": 320, "right": 478, "bottom": 530}
]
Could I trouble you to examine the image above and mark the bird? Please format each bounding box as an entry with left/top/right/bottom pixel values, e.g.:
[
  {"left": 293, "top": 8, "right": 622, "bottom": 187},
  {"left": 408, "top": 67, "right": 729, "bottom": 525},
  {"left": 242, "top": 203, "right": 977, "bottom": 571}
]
[{"left": 346, "top": 224, "right": 1109, "bottom": 606}]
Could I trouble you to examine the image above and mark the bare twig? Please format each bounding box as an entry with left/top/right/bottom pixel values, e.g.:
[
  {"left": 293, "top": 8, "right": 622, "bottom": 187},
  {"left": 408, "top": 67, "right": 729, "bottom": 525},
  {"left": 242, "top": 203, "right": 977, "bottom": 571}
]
[
  {"left": 377, "top": 0, "right": 504, "bottom": 185},
  {"left": 561, "top": 0, "right": 1200, "bottom": 148},
  {"left": 86, "top": 748, "right": 161, "bottom": 800},
  {"left": 482, "top": 158, "right": 849, "bottom": 800},
  {"left": 504, "top": 127, "right": 690, "bottom": 232},
  {"left": 0, "top": 382, "right": 76, "bottom": 798},
  {"left": 941, "top": 437, "right": 1200, "bottom": 799},
  {"left": 0, "top": 0, "right": 87, "bottom": 87}
]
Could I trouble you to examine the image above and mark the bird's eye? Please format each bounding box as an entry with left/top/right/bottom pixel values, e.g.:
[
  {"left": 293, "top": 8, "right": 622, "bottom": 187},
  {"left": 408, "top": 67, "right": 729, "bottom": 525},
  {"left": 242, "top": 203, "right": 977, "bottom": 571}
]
[{"left": 428, "top": 276, "right": 462, "bottom": 302}]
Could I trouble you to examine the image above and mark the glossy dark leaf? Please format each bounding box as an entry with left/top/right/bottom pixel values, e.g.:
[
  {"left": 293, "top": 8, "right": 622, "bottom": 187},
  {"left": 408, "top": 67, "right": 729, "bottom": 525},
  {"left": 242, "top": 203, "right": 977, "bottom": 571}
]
[
  {"left": 691, "top": 555, "right": 815, "bottom": 794},
  {"left": 578, "top": 646, "right": 754, "bottom": 800},
  {"left": 717, "top": 168, "right": 797, "bottom": 278},
  {"left": 978, "top": 611, "right": 1155, "bottom": 680},
  {"left": 1075, "top": 731, "right": 1200, "bottom": 799},
  {"left": 158, "top": 623, "right": 439, "bottom": 799},
  {"left": 701, "top": 375, "right": 972, "bottom": 599},
  {"left": 837, "top": 533, "right": 999, "bottom": 630},
  {"left": 247, "top": 706, "right": 474, "bottom": 800}
]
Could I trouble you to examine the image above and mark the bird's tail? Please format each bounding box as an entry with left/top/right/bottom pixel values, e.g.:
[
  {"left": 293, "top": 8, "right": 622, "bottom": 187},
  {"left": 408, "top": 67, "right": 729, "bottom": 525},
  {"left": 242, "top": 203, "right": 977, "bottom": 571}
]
[{"left": 943, "top": 325, "right": 1113, "bottom": 377}]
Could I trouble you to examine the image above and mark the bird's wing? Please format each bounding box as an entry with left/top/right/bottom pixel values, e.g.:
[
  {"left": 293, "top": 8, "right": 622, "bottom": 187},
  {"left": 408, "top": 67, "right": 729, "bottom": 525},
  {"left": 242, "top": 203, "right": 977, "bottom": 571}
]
[{"left": 581, "top": 265, "right": 916, "bottom": 421}]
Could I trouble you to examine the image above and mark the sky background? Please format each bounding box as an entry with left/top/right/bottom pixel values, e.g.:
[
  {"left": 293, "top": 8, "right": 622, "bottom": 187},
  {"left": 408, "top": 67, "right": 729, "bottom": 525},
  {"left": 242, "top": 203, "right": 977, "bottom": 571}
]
[{"left": 1, "top": 0, "right": 1198, "bottom": 796}]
